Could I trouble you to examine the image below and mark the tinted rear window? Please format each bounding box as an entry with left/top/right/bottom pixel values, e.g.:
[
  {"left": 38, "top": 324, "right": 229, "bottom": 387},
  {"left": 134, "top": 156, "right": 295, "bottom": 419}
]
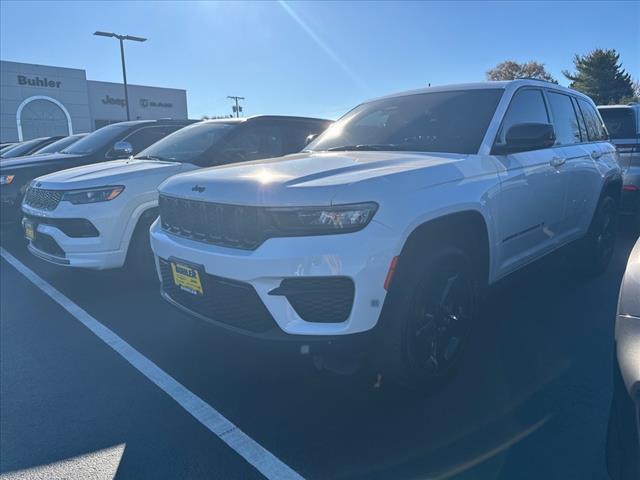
[{"left": 599, "top": 108, "right": 638, "bottom": 139}]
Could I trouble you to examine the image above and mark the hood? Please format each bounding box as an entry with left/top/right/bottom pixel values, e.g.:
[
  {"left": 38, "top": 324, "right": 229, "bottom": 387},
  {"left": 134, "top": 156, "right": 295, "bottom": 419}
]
[
  {"left": 33, "top": 158, "right": 184, "bottom": 190},
  {"left": 159, "top": 151, "right": 467, "bottom": 206},
  {"left": 0, "top": 152, "right": 83, "bottom": 171}
]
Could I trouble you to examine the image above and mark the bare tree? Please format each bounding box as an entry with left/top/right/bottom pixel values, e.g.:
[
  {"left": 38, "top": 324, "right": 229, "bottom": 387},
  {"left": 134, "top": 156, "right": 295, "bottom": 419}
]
[{"left": 487, "top": 60, "right": 557, "bottom": 83}]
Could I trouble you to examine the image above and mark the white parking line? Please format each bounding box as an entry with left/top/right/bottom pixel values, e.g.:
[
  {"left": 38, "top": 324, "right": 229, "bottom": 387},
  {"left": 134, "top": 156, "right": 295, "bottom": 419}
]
[{"left": 0, "top": 247, "right": 304, "bottom": 480}]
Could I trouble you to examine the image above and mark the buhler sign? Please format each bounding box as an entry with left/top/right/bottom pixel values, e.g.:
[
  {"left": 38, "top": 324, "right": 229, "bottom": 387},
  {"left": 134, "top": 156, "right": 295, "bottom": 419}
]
[{"left": 17, "top": 75, "right": 61, "bottom": 88}]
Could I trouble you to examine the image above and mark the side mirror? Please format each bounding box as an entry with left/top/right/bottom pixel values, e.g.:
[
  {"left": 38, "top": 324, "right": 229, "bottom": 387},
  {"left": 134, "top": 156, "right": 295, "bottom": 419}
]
[
  {"left": 496, "top": 123, "right": 556, "bottom": 154},
  {"left": 113, "top": 141, "right": 133, "bottom": 156},
  {"left": 305, "top": 133, "right": 319, "bottom": 146}
]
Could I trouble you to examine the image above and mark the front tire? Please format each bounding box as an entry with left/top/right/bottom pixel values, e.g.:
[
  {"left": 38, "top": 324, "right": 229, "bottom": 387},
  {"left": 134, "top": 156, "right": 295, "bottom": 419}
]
[
  {"left": 379, "top": 246, "right": 479, "bottom": 388},
  {"left": 125, "top": 211, "right": 158, "bottom": 282}
]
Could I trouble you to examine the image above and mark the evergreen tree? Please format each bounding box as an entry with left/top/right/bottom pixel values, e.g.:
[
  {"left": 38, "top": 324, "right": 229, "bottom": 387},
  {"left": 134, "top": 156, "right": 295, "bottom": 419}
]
[{"left": 563, "top": 48, "right": 634, "bottom": 104}]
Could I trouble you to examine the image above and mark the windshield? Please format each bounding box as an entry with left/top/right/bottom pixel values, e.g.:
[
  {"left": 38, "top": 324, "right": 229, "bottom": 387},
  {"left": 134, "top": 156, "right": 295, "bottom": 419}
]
[
  {"left": 308, "top": 89, "right": 503, "bottom": 155},
  {"left": 135, "top": 122, "right": 236, "bottom": 163},
  {"left": 61, "top": 123, "right": 132, "bottom": 155},
  {"left": 0, "top": 138, "right": 47, "bottom": 158},
  {"left": 33, "top": 134, "right": 85, "bottom": 155},
  {"left": 599, "top": 108, "right": 638, "bottom": 139}
]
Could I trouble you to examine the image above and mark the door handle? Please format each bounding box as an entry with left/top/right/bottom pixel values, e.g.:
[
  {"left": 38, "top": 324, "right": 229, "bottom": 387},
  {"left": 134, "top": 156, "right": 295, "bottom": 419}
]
[
  {"left": 550, "top": 156, "right": 566, "bottom": 167},
  {"left": 591, "top": 150, "right": 603, "bottom": 160}
]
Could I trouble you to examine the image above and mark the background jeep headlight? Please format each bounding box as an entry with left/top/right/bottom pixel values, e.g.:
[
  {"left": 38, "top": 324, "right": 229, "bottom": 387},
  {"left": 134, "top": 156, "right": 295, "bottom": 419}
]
[
  {"left": 0, "top": 174, "right": 15, "bottom": 185},
  {"left": 62, "top": 186, "right": 125, "bottom": 204},
  {"left": 267, "top": 202, "right": 378, "bottom": 236}
]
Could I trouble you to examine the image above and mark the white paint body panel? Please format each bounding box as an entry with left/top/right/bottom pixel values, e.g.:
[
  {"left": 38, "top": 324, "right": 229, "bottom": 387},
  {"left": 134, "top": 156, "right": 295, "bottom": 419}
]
[
  {"left": 22, "top": 158, "right": 198, "bottom": 269},
  {"left": 616, "top": 237, "right": 640, "bottom": 397}
]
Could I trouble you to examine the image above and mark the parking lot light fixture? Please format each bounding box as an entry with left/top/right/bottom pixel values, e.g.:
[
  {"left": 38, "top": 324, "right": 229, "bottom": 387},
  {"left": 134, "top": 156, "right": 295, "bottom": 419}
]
[{"left": 93, "top": 31, "right": 147, "bottom": 121}]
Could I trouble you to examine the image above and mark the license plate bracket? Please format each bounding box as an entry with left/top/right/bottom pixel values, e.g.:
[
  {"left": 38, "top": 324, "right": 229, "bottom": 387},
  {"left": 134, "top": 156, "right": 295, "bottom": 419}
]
[
  {"left": 169, "top": 258, "right": 205, "bottom": 296},
  {"left": 24, "top": 220, "right": 36, "bottom": 241}
]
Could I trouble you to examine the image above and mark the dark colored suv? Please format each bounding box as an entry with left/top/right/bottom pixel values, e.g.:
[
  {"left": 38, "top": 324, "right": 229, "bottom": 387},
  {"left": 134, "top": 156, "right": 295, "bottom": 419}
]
[
  {"left": 0, "top": 136, "right": 64, "bottom": 159},
  {"left": 0, "top": 119, "right": 192, "bottom": 223}
]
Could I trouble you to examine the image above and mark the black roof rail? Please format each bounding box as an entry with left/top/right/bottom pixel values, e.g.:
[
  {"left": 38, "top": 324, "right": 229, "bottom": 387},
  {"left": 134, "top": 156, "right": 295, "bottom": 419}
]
[{"left": 515, "top": 77, "right": 558, "bottom": 85}]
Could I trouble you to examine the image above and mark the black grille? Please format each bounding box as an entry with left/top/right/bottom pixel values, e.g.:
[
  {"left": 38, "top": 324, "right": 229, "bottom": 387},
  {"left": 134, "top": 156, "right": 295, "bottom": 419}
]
[
  {"left": 159, "top": 259, "right": 276, "bottom": 333},
  {"left": 159, "top": 195, "right": 265, "bottom": 250},
  {"left": 32, "top": 233, "right": 65, "bottom": 257},
  {"left": 270, "top": 277, "right": 354, "bottom": 323},
  {"left": 23, "top": 214, "right": 99, "bottom": 238},
  {"left": 24, "top": 188, "right": 63, "bottom": 211}
]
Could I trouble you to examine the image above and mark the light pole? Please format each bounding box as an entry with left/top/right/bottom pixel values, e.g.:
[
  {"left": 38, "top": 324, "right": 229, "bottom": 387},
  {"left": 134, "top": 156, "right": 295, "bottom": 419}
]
[{"left": 94, "top": 31, "right": 147, "bottom": 121}]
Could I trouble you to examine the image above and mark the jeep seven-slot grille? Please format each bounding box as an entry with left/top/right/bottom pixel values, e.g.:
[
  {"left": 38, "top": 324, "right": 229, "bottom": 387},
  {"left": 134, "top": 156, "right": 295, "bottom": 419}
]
[
  {"left": 158, "top": 259, "right": 276, "bottom": 333},
  {"left": 159, "top": 195, "right": 264, "bottom": 250},
  {"left": 24, "top": 188, "right": 63, "bottom": 211}
]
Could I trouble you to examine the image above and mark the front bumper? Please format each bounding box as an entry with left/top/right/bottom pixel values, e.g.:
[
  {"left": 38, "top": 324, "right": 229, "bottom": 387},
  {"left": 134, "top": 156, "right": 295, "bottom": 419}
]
[
  {"left": 150, "top": 219, "right": 398, "bottom": 337},
  {"left": 21, "top": 202, "right": 130, "bottom": 270}
]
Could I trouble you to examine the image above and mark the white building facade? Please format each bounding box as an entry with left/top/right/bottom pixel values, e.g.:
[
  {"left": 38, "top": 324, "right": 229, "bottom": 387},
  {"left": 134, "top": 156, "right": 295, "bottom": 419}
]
[{"left": 0, "top": 60, "right": 188, "bottom": 142}]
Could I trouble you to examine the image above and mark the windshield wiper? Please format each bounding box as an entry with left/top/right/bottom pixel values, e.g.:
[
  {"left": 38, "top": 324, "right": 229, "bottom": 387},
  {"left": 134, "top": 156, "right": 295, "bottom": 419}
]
[{"left": 325, "top": 144, "right": 412, "bottom": 152}]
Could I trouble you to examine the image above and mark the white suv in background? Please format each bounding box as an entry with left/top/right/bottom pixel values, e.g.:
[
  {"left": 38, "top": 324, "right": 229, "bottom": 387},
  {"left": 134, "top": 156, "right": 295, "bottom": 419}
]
[
  {"left": 21, "top": 116, "right": 330, "bottom": 276},
  {"left": 151, "top": 80, "right": 621, "bottom": 386}
]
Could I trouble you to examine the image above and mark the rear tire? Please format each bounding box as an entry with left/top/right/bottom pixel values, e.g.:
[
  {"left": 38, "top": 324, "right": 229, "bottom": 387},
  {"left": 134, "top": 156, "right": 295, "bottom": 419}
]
[
  {"left": 570, "top": 195, "right": 618, "bottom": 277},
  {"left": 378, "top": 245, "right": 479, "bottom": 389},
  {"left": 125, "top": 210, "right": 158, "bottom": 282}
]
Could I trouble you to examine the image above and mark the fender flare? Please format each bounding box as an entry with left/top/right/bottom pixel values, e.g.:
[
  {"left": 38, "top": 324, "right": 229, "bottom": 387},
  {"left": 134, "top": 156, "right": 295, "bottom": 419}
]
[{"left": 119, "top": 199, "right": 159, "bottom": 253}]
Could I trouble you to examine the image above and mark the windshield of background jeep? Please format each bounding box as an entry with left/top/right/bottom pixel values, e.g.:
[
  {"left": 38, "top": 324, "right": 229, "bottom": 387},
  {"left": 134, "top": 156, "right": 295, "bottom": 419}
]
[
  {"left": 135, "top": 122, "right": 237, "bottom": 164},
  {"left": 307, "top": 89, "right": 503, "bottom": 155}
]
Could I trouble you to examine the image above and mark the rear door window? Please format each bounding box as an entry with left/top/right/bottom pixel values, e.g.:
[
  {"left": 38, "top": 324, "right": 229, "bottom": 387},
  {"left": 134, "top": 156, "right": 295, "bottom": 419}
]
[
  {"left": 221, "top": 124, "right": 284, "bottom": 162},
  {"left": 282, "top": 121, "right": 328, "bottom": 154},
  {"left": 577, "top": 99, "right": 608, "bottom": 141},
  {"left": 547, "top": 91, "right": 582, "bottom": 145},
  {"left": 571, "top": 97, "right": 588, "bottom": 141}
]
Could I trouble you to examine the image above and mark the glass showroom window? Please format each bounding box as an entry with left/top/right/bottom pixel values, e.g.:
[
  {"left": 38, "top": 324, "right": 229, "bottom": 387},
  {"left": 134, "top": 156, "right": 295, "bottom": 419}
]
[{"left": 18, "top": 97, "right": 72, "bottom": 140}]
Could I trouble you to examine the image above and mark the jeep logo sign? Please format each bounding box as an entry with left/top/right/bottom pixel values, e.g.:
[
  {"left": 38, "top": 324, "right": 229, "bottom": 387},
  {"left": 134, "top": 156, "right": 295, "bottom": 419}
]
[
  {"left": 102, "top": 95, "right": 127, "bottom": 107},
  {"left": 17, "top": 75, "right": 61, "bottom": 88}
]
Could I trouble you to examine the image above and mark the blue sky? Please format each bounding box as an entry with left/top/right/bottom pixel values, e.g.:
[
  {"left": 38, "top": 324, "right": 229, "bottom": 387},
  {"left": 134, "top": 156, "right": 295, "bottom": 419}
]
[{"left": 1, "top": 1, "right": 638, "bottom": 120}]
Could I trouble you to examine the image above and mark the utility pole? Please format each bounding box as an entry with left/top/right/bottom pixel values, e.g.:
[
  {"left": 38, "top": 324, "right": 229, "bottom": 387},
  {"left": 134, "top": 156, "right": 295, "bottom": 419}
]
[
  {"left": 227, "top": 96, "right": 245, "bottom": 118},
  {"left": 94, "top": 31, "right": 147, "bottom": 121}
]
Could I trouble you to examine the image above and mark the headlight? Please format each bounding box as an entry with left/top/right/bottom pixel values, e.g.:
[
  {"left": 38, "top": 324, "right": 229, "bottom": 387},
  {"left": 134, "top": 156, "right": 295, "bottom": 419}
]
[
  {"left": 0, "top": 174, "right": 15, "bottom": 185},
  {"left": 62, "top": 186, "right": 125, "bottom": 204},
  {"left": 267, "top": 202, "right": 378, "bottom": 236}
]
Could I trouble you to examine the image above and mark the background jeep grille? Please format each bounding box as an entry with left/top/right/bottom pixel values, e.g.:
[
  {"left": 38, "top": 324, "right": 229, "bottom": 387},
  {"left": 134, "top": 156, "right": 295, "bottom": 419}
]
[{"left": 24, "top": 188, "right": 63, "bottom": 211}]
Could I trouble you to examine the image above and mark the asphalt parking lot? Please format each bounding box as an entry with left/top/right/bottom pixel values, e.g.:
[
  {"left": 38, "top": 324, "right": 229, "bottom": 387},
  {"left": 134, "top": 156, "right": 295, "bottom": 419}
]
[{"left": 1, "top": 227, "right": 638, "bottom": 480}]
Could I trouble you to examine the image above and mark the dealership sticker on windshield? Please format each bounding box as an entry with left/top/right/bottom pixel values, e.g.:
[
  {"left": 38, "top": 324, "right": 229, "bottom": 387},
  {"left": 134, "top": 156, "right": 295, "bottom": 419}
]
[{"left": 171, "top": 261, "right": 204, "bottom": 296}]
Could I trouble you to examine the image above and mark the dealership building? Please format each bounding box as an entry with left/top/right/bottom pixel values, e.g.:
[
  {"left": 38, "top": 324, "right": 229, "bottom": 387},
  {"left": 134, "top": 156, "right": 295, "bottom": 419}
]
[{"left": 0, "top": 60, "right": 188, "bottom": 142}]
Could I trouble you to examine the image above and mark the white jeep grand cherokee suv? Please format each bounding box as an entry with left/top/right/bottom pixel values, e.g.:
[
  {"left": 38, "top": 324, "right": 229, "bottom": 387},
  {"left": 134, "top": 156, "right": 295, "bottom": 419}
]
[
  {"left": 151, "top": 80, "right": 622, "bottom": 385},
  {"left": 21, "top": 116, "right": 329, "bottom": 275}
]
